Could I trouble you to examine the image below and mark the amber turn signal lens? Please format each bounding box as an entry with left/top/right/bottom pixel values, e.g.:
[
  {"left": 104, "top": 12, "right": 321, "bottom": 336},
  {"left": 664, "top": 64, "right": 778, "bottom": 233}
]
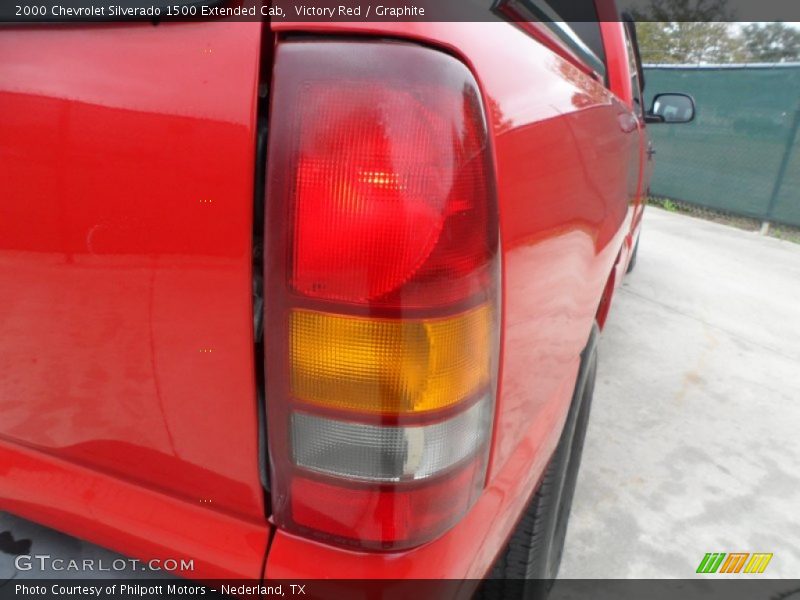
[{"left": 290, "top": 304, "right": 492, "bottom": 414}]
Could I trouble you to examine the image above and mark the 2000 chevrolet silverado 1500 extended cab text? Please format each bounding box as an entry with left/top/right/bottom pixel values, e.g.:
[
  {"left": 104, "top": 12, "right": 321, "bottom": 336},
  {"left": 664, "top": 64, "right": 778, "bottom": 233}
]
[{"left": 0, "top": 0, "right": 695, "bottom": 591}]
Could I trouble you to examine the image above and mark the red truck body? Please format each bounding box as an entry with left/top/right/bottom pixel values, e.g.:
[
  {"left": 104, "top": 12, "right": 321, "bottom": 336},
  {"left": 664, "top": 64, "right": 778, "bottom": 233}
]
[{"left": 0, "top": 4, "right": 649, "bottom": 581}]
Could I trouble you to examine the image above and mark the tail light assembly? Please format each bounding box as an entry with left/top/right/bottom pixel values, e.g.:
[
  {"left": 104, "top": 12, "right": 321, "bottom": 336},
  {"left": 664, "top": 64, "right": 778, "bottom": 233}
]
[{"left": 264, "top": 40, "right": 500, "bottom": 551}]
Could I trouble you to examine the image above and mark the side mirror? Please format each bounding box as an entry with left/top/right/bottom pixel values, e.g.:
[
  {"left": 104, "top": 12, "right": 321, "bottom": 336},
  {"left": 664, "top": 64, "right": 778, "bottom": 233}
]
[{"left": 646, "top": 93, "right": 696, "bottom": 124}]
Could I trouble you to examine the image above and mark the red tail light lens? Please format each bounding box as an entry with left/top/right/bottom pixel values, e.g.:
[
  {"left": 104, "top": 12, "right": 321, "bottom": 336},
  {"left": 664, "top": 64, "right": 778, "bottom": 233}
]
[{"left": 265, "top": 40, "right": 499, "bottom": 551}]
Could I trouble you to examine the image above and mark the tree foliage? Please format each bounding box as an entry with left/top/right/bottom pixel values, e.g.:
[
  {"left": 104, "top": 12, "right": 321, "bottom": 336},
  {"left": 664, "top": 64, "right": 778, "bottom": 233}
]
[
  {"left": 629, "top": 0, "right": 799, "bottom": 64},
  {"left": 635, "top": 22, "right": 744, "bottom": 64},
  {"left": 741, "top": 22, "right": 800, "bottom": 63}
]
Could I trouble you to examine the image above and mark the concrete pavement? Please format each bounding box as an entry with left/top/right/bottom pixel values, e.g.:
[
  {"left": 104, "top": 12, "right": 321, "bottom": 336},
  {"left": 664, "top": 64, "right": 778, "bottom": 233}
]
[{"left": 560, "top": 207, "right": 800, "bottom": 578}]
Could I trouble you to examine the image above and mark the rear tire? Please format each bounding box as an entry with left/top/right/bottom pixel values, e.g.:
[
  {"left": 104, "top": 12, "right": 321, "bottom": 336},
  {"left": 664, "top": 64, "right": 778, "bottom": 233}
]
[
  {"left": 482, "top": 324, "right": 599, "bottom": 599},
  {"left": 626, "top": 237, "right": 640, "bottom": 274}
]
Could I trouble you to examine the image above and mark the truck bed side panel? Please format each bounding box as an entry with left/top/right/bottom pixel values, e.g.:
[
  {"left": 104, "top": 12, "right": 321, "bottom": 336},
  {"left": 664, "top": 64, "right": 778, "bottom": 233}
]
[
  {"left": 265, "top": 20, "right": 635, "bottom": 579},
  {"left": 0, "top": 22, "right": 269, "bottom": 578}
]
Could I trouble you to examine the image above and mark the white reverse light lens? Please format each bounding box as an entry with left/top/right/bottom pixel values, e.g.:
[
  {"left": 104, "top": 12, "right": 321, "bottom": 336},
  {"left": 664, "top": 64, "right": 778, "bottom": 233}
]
[{"left": 291, "top": 398, "right": 491, "bottom": 482}]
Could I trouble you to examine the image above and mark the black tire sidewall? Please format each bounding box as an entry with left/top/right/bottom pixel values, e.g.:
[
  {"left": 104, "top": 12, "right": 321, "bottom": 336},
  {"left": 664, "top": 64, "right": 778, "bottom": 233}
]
[
  {"left": 481, "top": 325, "right": 599, "bottom": 600},
  {"left": 528, "top": 330, "right": 598, "bottom": 583}
]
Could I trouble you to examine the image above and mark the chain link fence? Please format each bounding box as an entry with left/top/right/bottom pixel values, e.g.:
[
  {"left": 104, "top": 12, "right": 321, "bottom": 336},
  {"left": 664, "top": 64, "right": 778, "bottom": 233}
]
[{"left": 643, "top": 64, "right": 800, "bottom": 228}]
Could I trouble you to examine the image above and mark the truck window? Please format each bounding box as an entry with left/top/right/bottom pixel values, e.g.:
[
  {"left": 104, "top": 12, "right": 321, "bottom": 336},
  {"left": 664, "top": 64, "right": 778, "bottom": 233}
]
[
  {"left": 623, "top": 22, "right": 645, "bottom": 117},
  {"left": 508, "top": 0, "right": 609, "bottom": 80}
]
